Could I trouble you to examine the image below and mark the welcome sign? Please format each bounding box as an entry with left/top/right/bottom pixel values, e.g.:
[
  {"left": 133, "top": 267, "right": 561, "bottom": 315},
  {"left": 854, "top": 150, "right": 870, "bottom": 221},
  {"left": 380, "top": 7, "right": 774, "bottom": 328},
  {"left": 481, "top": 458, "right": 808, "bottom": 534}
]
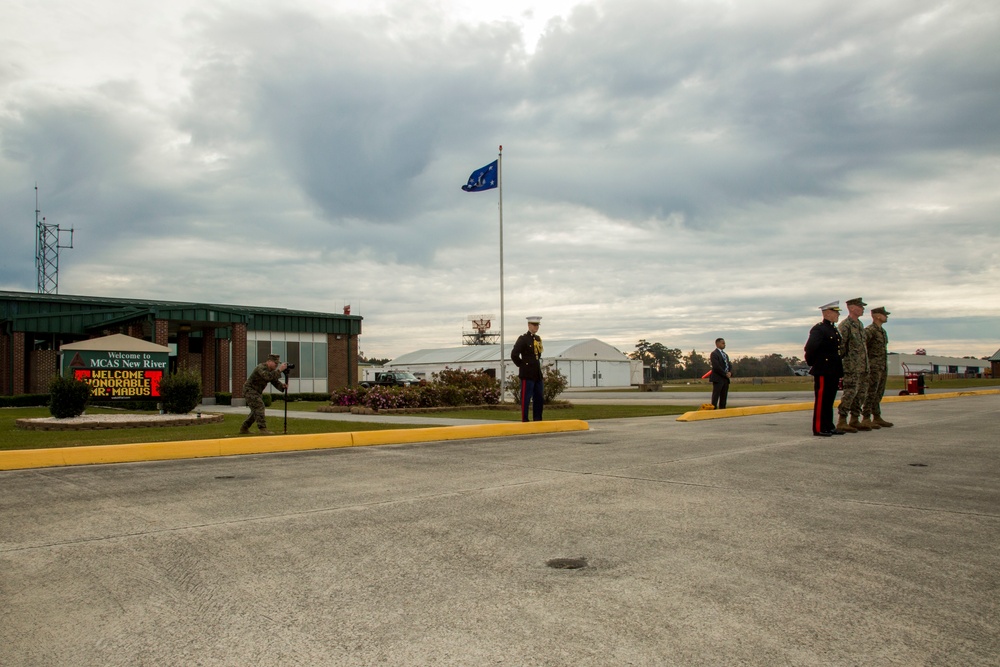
[{"left": 60, "top": 335, "right": 172, "bottom": 402}]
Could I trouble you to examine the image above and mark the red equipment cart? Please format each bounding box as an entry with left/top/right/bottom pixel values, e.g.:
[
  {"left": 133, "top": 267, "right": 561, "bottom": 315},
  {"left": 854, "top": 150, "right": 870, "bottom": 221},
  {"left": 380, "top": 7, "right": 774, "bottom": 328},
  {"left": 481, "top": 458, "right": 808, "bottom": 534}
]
[{"left": 899, "top": 363, "right": 925, "bottom": 396}]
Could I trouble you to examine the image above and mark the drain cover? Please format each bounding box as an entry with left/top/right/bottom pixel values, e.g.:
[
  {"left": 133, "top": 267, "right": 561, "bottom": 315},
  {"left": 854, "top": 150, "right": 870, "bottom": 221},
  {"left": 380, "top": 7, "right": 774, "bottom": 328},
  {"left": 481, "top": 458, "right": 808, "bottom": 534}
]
[{"left": 546, "top": 557, "right": 588, "bottom": 570}]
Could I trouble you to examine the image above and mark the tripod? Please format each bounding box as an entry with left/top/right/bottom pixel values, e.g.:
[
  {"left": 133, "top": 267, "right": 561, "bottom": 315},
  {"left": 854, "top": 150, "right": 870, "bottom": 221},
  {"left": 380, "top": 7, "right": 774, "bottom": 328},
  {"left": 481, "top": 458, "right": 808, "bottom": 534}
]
[{"left": 283, "top": 369, "right": 290, "bottom": 434}]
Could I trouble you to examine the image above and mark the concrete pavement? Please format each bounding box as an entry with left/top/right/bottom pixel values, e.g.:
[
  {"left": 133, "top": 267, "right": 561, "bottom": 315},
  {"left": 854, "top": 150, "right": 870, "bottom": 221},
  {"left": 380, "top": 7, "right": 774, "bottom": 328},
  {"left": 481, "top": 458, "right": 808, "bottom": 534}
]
[{"left": 2, "top": 393, "right": 998, "bottom": 665}]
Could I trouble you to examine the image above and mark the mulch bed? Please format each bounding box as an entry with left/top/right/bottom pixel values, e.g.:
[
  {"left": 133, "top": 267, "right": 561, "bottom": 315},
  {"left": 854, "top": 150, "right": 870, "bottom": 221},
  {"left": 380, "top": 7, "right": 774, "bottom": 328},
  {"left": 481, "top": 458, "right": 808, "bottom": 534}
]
[{"left": 16, "top": 413, "right": 225, "bottom": 431}]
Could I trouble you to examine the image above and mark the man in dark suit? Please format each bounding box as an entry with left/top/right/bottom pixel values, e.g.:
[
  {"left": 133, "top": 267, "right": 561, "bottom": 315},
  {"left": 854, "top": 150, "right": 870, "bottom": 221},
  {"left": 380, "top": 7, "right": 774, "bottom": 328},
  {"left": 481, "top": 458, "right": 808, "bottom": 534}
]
[
  {"left": 709, "top": 337, "right": 732, "bottom": 409},
  {"left": 805, "top": 301, "right": 846, "bottom": 437}
]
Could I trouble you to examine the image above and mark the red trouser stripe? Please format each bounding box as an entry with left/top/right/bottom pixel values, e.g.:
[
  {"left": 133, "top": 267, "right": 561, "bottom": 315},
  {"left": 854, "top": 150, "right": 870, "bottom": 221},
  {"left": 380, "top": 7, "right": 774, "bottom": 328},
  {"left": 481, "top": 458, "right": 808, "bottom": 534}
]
[{"left": 814, "top": 376, "right": 824, "bottom": 434}]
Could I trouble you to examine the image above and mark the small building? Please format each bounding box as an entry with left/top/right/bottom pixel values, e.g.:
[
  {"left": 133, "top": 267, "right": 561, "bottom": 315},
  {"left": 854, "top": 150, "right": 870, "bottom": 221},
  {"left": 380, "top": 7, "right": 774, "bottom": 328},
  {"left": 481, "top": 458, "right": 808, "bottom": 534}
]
[
  {"left": 887, "top": 352, "right": 988, "bottom": 377},
  {"left": 387, "top": 339, "right": 634, "bottom": 388},
  {"left": 1, "top": 290, "right": 362, "bottom": 404},
  {"left": 988, "top": 349, "right": 1000, "bottom": 379}
]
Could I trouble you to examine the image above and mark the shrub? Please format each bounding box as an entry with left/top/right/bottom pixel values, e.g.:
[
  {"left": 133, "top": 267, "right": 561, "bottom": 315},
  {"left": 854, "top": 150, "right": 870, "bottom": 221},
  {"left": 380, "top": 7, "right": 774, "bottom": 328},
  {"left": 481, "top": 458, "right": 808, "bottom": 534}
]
[
  {"left": 506, "top": 374, "right": 521, "bottom": 403},
  {"left": 506, "top": 366, "right": 568, "bottom": 404},
  {"left": 0, "top": 393, "right": 50, "bottom": 408},
  {"left": 270, "top": 392, "right": 332, "bottom": 402},
  {"left": 49, "top": 373, "right": 91, "bottom": 418},
  {"left": 434, "top": 384, "right": 465, "bottom": 407},
  {"left": 432, "top": 368, "right": 501, "bottom": 405},
  {"left": 329, "top": 368, "right": 501, "bottom": 411},
  {"left": 543, "top": 366, "right": 568, "bottom": 403},
  {"left": 215, "top": 392, "right": 232, "bottom": 405},
  {"left": 330, "top": 386, "right": 368, "bottom": 407},
  {"left": 158, "top": 369, "right": 202, "bottom": 414}
]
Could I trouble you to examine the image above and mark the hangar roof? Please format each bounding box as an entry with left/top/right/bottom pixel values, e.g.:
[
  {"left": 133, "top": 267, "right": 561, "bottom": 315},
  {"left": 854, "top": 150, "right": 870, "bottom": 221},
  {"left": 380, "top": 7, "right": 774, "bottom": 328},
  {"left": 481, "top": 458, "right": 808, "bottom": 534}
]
[{"left": 389, "top": 339, "right": 630, "bottom": 366}]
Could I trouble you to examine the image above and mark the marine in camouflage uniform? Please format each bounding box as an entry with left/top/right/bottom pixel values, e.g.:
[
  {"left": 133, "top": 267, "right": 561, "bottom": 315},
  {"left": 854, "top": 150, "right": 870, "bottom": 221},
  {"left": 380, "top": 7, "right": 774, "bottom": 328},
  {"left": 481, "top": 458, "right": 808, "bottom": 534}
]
[
  {"left": 862, "top": 306, "right": 894, "bottom": 429},
  {"left": 836, "top": 297, "right": 869, "bottom": 432},
  {"left": 240, "top": 354, "right": 287, "bottom": 434}
]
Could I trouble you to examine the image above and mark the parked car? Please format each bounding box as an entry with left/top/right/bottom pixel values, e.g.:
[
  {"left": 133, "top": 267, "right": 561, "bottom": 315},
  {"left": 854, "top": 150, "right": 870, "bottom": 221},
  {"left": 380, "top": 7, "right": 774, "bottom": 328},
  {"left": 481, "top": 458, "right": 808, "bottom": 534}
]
[{"left": 360, "top": 371, "right": 422, "bottom": 388}]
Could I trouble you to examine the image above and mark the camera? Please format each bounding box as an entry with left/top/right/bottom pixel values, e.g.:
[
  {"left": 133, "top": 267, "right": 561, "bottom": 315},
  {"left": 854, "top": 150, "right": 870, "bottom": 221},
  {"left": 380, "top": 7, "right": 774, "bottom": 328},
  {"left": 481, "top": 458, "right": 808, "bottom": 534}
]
[{"left": 284, "top": 363, "right": 296, "bottom": 371}]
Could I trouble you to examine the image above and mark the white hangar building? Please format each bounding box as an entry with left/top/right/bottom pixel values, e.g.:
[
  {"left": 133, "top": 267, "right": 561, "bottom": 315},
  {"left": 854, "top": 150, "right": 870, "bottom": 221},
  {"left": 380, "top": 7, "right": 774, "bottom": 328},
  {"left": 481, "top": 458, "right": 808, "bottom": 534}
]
[
  {"left": 387, "top": 339, "right": 637, "bottom": 388},
  {"left": 886, "top": 352, "right": 989, "bottom": 376}
]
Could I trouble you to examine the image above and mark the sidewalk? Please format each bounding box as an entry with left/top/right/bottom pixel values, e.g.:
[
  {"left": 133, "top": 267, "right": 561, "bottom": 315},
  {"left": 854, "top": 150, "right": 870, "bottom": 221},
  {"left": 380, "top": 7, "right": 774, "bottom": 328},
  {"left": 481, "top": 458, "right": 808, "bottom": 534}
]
[{"left": 208, "top": 403, "right": 505, "bottom": 426}]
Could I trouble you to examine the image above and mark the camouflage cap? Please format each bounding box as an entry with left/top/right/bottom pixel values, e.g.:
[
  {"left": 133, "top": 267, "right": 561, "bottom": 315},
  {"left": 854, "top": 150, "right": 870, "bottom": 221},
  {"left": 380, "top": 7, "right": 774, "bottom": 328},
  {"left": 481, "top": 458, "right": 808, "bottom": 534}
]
[
  {"left": 846, "top": 297, "right": 867, "bottom": 307},
  {"left": 871, "top": 306, "right": 890, "bottom": 317},
  {"left": 267, "top": 353, "right": 281, "bottom": 362}
]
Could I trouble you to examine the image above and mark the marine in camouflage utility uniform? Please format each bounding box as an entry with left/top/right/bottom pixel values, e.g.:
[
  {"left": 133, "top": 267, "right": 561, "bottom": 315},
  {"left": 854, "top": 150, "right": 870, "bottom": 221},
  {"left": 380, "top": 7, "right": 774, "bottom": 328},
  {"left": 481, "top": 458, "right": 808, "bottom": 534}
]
[
  {"left": 837, "top": 298, "right": 869, "bottom": 429},
  {"left": 862, "top": 306, "right": 893, "bottom": 428},
  {"left": 241, "top": 359, "right": 286, "bottom": 433}
]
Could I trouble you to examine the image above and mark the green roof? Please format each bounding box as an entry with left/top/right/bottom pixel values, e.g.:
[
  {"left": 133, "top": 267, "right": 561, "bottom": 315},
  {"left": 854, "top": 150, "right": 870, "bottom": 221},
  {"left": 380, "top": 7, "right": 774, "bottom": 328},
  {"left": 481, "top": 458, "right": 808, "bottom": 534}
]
[{"left": 0, "top": 290, "right": 361, "bottom": 336}]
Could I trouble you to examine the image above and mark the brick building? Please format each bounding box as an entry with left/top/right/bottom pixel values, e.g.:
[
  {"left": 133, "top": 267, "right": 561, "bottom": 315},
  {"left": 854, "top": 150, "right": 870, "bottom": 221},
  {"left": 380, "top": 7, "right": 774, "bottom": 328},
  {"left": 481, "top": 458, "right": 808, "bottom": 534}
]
[{"left": 1, "top": 290, "right": 361, "bottom": 405}]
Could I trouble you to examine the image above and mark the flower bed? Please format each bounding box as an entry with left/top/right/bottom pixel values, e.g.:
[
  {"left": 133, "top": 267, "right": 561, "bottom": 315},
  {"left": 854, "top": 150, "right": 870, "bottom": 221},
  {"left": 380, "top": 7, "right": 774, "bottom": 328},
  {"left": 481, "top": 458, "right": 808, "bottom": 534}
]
[{"left": 331, "top": 369, "right": 503, "bottom": 411}]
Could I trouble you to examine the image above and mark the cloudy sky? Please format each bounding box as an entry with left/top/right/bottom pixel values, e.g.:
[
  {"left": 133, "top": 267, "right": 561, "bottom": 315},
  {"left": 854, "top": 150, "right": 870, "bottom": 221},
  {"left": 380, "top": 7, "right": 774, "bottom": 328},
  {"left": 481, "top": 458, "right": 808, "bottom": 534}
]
[{"left": 2, "top": 0, "right": 998, "bottom": 362}]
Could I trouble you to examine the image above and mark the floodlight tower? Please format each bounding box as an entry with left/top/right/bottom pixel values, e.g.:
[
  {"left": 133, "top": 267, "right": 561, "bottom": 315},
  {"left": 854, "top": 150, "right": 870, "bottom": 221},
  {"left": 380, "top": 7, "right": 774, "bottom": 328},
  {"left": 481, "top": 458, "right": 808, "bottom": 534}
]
[{"left": 34, "top": 185, "right": 74, "bottom": 294}]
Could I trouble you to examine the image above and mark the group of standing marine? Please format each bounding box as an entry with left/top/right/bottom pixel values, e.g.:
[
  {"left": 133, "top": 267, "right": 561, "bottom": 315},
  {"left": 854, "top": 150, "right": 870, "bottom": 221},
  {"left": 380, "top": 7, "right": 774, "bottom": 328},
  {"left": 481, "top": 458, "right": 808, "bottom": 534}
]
[
  {"left": 236, "top": 303, "right": 893, "bottom": 435},
  {"left": 805, "top": 297, "right": 894, "bottom": 437}
]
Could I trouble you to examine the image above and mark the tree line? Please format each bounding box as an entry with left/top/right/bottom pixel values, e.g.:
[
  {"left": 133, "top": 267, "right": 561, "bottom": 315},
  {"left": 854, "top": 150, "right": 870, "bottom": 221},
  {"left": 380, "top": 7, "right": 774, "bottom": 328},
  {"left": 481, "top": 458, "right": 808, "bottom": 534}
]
[{"left": 630, "top": 339, "right": 802, "bottom": 381}]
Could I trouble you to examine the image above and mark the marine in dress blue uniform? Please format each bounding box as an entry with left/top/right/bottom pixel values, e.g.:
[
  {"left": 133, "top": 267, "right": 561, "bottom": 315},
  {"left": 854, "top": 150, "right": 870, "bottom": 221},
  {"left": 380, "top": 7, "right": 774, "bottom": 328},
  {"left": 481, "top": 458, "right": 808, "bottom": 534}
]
[
  {"left": 804, "top": 302, "right": 845, "bottom": 437},
  {"left": 511, "top": 316, "right": 544, "bottom": 422}
]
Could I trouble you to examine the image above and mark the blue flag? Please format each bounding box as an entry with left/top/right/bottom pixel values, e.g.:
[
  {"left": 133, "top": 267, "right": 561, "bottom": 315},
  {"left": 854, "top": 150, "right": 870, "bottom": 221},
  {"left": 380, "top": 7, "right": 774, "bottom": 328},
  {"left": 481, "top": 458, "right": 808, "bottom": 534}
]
[{"left": 462, "top": 160, "right": 498, "bottom": 192}]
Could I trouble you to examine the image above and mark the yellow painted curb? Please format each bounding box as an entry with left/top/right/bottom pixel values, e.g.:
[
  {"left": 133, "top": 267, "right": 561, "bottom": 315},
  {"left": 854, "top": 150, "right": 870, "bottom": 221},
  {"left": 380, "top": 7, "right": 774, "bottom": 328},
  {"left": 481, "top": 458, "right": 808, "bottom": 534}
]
[
  {"left": 676, "top": 389, "right": 1000, "bottom": 422},
  {"left": 677, "top": 403, "right": 814, "bottom": 421},
  {"left": 0, "top": 420, "right": 590, "bottom": 471}
]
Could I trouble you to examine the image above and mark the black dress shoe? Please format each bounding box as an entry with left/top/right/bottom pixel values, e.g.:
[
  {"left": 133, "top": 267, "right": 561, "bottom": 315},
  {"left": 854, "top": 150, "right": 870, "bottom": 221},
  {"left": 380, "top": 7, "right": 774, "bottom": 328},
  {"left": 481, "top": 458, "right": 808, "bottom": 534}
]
[
  {"left": 813, "top": 431, "right": 832, "bottom": 437},
  {"left": 827, "top": 429, "right": 846, "bottom": 435}
]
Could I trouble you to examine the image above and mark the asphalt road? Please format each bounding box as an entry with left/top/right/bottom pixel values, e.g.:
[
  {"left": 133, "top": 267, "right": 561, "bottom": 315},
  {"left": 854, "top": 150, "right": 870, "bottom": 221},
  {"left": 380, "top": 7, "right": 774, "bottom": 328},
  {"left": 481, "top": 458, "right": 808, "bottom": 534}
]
[{"left": 2, "top": 393, "right": 998, "bottom": 666}]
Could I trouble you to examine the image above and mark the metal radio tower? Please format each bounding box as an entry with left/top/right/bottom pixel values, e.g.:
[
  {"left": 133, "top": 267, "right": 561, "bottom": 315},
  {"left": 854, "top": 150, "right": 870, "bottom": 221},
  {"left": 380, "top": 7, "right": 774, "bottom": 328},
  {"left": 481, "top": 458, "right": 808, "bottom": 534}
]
[{"left": 34, "top": 185, "right": 74, "bottom": 294}]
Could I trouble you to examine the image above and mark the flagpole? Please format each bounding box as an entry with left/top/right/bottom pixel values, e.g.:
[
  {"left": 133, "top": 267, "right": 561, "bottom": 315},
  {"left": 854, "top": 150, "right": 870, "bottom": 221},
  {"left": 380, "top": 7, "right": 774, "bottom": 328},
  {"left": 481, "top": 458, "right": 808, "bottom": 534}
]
[{"left": 498, "top": 145, "right": 506, "bottom": 402}]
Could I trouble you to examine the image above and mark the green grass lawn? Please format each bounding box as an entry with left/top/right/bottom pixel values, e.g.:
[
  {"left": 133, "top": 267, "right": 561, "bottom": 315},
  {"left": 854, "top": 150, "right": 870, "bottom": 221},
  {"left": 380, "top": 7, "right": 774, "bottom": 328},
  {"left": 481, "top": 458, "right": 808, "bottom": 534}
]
[
  {"left": 278, "top": 401, "right": 689, "bottom": 420},
  {"left": 2, "top": 403, "right": 689, "bottom": 451},
  {"left": 0, "top": 407, "right": 425, "bottom": 452}
]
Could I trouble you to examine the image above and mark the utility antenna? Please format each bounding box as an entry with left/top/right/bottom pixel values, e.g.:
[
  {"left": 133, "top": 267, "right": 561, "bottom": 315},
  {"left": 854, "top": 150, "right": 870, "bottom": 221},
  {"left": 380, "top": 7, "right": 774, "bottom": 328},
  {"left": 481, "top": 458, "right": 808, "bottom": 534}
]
[
  {"left": 462, "top": 314, "right": 500, "bottom": 345},
  {"left": 34, "top": 184, "right": 74, "bottom": 294}
]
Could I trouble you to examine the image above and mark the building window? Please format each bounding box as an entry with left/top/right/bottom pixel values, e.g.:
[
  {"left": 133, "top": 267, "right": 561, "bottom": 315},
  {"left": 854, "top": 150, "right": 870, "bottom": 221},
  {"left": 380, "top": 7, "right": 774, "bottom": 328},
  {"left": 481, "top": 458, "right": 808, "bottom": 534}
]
[
  {"left": 314, "top": 341, "right": 327, "bottom": 378},
  {"left": 246, "top": 333, "right": 327, "bottom": 383},
  {"left": 301, "top": 342, "right": 314, "bottom": 378}
]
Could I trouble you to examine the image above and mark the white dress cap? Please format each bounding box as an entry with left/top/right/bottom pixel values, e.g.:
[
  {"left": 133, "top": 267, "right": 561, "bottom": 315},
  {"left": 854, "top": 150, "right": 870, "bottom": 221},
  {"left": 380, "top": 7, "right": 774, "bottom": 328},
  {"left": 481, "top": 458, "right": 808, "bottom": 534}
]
[
  {"left": 526, "top": 316, "right": 542, "bottom": 323},
  {"left": 819, "top": 300, "right": 841, "bottom": 311}
]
